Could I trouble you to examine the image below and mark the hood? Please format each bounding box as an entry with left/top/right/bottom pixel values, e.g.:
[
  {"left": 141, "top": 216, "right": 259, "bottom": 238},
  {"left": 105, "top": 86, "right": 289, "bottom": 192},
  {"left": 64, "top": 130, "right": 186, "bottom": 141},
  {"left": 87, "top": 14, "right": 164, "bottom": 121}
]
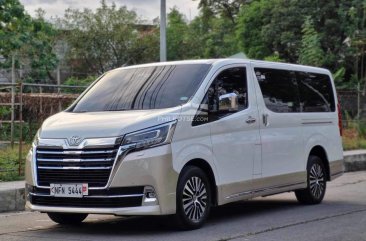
[{"left": 39, "top": 107, "right": 181, "bottom": 139}]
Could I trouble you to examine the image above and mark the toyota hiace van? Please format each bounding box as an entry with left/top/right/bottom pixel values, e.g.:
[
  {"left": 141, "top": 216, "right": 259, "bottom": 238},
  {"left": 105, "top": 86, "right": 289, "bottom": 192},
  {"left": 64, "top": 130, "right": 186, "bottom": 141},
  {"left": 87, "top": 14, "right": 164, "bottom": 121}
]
[{"left": 25, "top": 59, "right": 344, "bottom": 229}]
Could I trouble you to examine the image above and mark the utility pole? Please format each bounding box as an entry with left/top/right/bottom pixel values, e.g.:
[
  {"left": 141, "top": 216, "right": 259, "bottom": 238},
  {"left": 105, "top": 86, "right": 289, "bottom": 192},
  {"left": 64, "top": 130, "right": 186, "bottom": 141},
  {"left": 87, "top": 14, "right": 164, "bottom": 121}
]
[
  {"left": 160, "top": 0, "right": 167, "bottom": 62},
  {"left": 10, "top": 53, "right": 15, "bottom": 148},
  {"left": 57, "top": 65, "right": 62, "bottom": 111}
]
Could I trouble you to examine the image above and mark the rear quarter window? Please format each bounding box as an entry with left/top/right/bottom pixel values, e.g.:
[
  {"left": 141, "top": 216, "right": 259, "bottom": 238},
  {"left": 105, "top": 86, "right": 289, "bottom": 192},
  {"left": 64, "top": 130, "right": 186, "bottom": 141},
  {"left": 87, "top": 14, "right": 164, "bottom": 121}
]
[
  {"left": 296, "top": 72, "right": 335, "bottom": 112},
  {"left": 255, "top": 67, "right": 335, "bottom": 113}
]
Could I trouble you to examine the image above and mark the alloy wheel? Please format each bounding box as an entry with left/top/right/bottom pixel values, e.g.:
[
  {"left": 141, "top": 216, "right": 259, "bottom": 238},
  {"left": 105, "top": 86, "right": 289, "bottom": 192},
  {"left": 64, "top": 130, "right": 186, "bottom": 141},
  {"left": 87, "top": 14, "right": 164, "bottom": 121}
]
[
  {"left": 309, "top": 163, "right": 325, "bottom": 199},
  {"left": 182, "top": 176, "right": 208, "bottom": 222}
]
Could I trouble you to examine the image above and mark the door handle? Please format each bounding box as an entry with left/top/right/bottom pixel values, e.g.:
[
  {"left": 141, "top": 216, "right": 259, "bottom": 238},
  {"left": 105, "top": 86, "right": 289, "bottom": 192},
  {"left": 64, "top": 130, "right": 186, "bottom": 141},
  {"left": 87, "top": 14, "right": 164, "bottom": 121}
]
[
  {"left": 263, "top": 114, "right": 269, "bottom": 126},
  {"left": 246, "top": 116, "right": 256, "bottom": 124}
]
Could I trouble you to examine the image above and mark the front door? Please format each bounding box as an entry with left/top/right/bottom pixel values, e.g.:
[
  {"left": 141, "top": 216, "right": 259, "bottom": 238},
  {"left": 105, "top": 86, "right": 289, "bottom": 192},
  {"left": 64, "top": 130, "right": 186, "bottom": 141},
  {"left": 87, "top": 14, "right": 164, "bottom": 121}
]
[{"left": 205, "top": 65, "right": 261, "bottom": 202}]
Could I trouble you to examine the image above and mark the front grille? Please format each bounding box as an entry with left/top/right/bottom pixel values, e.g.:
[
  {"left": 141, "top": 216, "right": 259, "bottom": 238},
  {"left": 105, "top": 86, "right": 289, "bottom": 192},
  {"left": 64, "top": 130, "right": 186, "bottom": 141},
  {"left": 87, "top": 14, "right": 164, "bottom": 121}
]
[
  {"left": 36, "top": 146, "right": 119, "bottom": 187},
  {"left": 30, "top": 195, "right": 142, "bottom": 208}
]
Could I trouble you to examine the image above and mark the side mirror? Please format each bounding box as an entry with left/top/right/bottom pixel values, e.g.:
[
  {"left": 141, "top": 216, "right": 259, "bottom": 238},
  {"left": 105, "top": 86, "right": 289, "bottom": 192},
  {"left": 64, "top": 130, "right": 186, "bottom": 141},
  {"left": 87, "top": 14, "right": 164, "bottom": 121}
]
[{"left": 218, "top": 93, "right": 238, "bottom": 112}]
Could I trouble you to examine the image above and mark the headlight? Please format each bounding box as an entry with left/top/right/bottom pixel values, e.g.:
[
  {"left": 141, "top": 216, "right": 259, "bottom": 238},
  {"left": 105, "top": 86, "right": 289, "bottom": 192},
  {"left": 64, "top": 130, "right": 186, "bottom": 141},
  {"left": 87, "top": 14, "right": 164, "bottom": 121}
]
[{"left": 121, "top": 121, "right": 177, "bottom": 150}]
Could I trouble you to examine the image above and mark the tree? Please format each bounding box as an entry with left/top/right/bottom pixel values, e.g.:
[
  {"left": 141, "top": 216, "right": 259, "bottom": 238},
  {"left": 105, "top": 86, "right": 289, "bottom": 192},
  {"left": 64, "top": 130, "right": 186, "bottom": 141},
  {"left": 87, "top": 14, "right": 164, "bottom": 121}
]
[
  {"left": 59, "top": 0, "right": 159, "bottom": 75},
  {"left": 299, "top": 17, "right": 324, "bottom": 67},
  {"left": 183, "top": 14, "right": 208, "bottom": 59},
  {"left": 236, "top": 0, "right": 364, "bottom": 76},
  {"left": 236, "top": 0, "right": 275, "bottom": 59},
  {"left": 0, "top": 0, "right": 28, "bottom": 55},
  {"left": 338, "top": 0, "right": 366, "bottom": 89},
  {"left": 167, "top": 8, "right": 189, "bottom": 60},
  {"left": 25, "top": 9, "right": 58, "bottom": 82},
  {"left": 195, "top": 0, "right": 250, "bottom": 24},
  {"left": 0, "top": 1, "right": 58, "bottom": 82},
  {"left": 201, "top": 16, "right": 239, "bottom": 58}
]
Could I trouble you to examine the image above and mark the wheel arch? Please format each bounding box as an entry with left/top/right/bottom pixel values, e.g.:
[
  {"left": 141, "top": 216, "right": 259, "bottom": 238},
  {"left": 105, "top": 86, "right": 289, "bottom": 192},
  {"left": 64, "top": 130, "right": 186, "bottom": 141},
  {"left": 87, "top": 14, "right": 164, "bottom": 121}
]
[
  {"left": 309, "top": 145, "right": 330, "bottom": 181},
  {"left": 182, "top": 158, "right": 218, "bottom": 206}
]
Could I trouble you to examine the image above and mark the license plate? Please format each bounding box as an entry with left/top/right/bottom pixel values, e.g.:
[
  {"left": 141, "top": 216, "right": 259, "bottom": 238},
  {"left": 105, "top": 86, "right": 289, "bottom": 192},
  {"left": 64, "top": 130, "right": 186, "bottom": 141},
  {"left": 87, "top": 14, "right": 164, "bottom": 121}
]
[{"left": 50, "top": 184, "right": 88, "bottom": 198}]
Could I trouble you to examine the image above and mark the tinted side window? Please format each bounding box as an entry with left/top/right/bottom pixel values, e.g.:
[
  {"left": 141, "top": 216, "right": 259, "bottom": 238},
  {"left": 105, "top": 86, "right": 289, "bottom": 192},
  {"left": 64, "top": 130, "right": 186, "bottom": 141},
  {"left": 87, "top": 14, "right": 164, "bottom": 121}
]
[
  {"left": 255, "top": 68, "right": 300, "bottom": 113},
  {"left": 296, "top": 72, "right": 335, "bottom": 112},
  {"left": 193, "top": 67, "right": 248, "bottom": 126}
]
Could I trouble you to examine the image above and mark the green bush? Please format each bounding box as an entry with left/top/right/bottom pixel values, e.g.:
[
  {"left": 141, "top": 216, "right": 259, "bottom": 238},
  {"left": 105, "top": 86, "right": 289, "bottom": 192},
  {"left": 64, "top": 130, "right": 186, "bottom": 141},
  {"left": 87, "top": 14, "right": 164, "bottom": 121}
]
[
  {"left": 0, "top": 122, "right": 39, "bottom": 143},
  {"left": 342, "top": 122, "right": 366, "bottom": 151},
  {"left": 358, "top": 122, "right": 366, "bottom": 139},
  {"left": 0, "top": 144, "right": 31, "bottom": 181},
  {"left": 0, "top": 106, "right": 11, "bottom": 119},
  {"left": 63, "top": 76, "right": 96, "bottom": 94}
]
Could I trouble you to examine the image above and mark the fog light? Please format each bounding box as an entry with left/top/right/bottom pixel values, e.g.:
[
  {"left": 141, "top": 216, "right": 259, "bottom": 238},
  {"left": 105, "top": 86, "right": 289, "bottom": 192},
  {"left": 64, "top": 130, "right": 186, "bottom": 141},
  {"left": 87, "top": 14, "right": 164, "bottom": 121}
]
[
  {"left": 146, "top": 191, "right": 156, "bottom": 199},
  {"left": 142, "top": 186, "right": 158, "bottom": 206},
  {"left": 25, "top": 184, "right": 34, "bottom": 201}
]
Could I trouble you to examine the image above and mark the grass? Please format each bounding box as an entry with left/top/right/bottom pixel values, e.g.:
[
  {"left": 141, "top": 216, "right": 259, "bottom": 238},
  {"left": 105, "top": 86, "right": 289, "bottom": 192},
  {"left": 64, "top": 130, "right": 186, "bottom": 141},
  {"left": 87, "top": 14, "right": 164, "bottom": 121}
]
[
  {"left": 342, "top": 128, "right": 366, "bottom": 150},
  {"left": 0, "top": 144, "right": 31, "bottom": 182}
]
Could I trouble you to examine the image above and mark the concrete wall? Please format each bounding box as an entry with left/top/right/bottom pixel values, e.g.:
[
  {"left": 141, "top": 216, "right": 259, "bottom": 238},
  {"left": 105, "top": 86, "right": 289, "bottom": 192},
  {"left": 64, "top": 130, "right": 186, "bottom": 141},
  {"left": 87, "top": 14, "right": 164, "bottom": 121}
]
[
  {"left": 344, "top": 150, "right": 366, "bottom": 172},
  {"left": 0, "top": 186, "right": 25, "bottom": 213}
]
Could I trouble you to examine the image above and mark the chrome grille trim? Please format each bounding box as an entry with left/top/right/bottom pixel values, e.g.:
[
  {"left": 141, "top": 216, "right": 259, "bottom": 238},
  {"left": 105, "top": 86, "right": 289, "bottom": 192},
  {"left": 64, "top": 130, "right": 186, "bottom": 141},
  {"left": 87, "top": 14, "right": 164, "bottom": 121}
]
[
  {"left": 37, "top": 158, "right": 115, "bottom": 162},
  {"left": 38, "top": 166, "right": 112, "bottom": 170},
  {"left": 37, "top": 150, "right": 117, "bottom": 155},
  {"left": 29, "top": 192, "right": 144, "bottom": 198},
  {"left": 37, "top": 137, "right": 121, "bottom": 150}
]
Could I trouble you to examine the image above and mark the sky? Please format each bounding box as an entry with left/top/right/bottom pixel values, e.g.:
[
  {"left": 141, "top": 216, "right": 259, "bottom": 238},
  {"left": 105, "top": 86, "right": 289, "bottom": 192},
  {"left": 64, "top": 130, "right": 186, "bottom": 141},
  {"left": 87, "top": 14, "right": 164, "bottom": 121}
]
[{"left": 19, "top": 0, "right": 200, "bottom": 22}]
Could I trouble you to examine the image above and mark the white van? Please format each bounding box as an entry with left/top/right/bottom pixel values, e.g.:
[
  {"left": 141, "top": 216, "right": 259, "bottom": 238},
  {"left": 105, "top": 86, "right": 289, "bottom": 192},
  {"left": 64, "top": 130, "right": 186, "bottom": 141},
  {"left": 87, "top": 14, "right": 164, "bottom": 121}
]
[{"left": 25, "top": 59, "right": 344, "bottom": 229}]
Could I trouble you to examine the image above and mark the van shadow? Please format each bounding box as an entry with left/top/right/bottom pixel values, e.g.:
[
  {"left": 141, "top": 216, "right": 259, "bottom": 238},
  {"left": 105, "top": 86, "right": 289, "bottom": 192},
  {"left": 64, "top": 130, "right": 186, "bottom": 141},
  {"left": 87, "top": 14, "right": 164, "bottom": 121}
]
[{"left": 45, "top": 198, "right": 311, "bottom": 237}]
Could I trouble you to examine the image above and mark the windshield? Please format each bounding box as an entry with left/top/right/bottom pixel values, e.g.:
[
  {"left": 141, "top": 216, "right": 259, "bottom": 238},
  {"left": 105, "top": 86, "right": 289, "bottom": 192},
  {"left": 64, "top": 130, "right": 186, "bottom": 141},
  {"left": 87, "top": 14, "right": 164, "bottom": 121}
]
[{"left": 70, "top": 64, "right": 211, "bottom": 112}]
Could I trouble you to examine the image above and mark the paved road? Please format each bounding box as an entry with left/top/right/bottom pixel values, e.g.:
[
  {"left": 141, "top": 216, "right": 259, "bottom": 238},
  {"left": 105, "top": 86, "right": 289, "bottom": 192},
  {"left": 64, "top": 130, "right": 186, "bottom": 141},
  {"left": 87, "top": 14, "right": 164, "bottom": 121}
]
[{"left": 0, "top": 172, "right": 366, "bottom": 241}]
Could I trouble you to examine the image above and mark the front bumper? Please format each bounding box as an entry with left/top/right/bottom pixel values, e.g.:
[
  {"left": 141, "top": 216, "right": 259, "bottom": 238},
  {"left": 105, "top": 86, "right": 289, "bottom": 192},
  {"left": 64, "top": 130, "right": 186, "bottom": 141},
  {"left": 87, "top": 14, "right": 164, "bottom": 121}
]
[
  {"left": 25, "top": 144, "right": 179, "bottom": 215},
  {"left": 26, "top": 202, "right": 161, "bottom": 216}
]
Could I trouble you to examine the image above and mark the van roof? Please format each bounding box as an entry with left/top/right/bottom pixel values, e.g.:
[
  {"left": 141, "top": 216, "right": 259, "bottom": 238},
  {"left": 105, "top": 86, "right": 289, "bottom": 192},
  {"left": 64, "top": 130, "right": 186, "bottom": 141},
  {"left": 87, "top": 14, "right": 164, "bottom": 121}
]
[{"left": 120, "top": 59, "right": 331, "bottom": 75}]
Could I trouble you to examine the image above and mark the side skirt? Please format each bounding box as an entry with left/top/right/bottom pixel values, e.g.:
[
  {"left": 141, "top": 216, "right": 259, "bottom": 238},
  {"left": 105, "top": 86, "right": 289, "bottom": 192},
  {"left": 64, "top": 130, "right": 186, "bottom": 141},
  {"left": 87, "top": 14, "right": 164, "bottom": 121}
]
[
  {"left": 223, "top": 182, "right": 307, "bottom": 203},
  {"left": 218, "top": 172, "right": 307, "bottom": 205}
]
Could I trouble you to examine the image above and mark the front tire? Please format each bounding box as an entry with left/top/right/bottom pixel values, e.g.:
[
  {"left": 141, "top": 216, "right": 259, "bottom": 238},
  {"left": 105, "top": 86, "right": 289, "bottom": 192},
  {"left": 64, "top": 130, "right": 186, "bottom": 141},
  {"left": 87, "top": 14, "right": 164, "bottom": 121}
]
[
  {"left": 295, "top": 155, "right": 327, "bottom": 204},
  {"left": 175, "top": 166, "right": 212, "bottom": 230},
  {"left": 47, "top": 213, "right": 88, "bottom": 225}
]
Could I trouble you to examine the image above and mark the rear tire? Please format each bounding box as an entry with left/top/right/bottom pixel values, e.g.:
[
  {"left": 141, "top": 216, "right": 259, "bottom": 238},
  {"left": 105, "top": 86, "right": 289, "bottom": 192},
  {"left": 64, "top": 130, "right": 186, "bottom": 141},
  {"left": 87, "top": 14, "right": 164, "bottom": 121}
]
[
  {"left": 47, "top": 213, "right": 88, "bottom": 225},
  {"left": 175, "top": 166, "right": 212, "bottom": 230},
  {"left": 295, "top": 155, "right": 327, "bottom": 204}
]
